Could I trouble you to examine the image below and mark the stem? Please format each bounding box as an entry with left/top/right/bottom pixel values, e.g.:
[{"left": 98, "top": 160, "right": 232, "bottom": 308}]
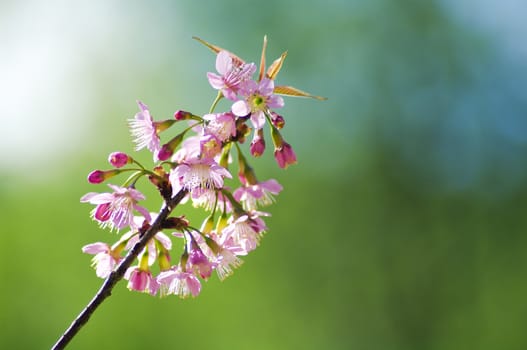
[
  {"left": 51, "top": 189, "right": 187, "bottom": 350},
  {"left": 209, "top": 91, "right": 223, "bottom": 113}
]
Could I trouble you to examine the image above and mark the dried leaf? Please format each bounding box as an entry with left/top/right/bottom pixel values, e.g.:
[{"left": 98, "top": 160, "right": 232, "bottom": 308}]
[
  {"left": 192, "top": 36, "right": 246, "bottom": 66},
  {"left": 266, "top": 52, "right": 288, "bottom": 80},
  {"left": 274, "top": 85, "right": 327, "bottom": 100}
]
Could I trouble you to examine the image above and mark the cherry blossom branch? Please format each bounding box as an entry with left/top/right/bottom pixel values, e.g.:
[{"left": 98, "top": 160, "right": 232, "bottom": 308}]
[{"left": 51, "top": 189, "right": 187, "bottom": 350}]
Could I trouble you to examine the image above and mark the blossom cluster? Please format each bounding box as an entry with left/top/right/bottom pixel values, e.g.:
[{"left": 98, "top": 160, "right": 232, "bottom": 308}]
[{"left": 80, "top": 37, "right": 324, "bottom": 298}]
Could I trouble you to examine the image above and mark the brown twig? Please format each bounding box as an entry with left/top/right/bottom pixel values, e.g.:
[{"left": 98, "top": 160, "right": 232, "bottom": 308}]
[{"left": 51, "top": 190, "right": 187, "bottom": 350}]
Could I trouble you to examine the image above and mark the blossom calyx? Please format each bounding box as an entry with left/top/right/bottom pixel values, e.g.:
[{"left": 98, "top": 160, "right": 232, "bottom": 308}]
[{"left": 162, "top": 216, "right": 190, "bottom": 231}]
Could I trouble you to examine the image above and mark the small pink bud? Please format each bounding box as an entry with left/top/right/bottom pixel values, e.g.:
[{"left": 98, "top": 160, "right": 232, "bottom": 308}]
[
  {"left": 250, "top": 130, "right": 265, "bottom": 157},
  {"left": 88, "top": 170, "right": 106, "bottom": 184},
  {"left": 270, "top": 112, "right": 285, "bottom": 129},
  {"left": 174, "top": 110, "right": 192, "bottom": 120},
  {"left": 108, "top": 152, "right": 129, "bottom": 168},
  {"left": 87, "top": 169, "right": 119, "bottom": 184},
  {"left": 157, "top": 144, "right": 173, "bottom": 161},
  {"left": 274, "top": 142, "right": 297, "bottom": 169},
  {"left": 158, "top": 133, "right": 184, "bottom": 161}
]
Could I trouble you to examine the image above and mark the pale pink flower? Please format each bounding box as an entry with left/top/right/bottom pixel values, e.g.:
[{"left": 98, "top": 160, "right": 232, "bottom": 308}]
[
  {"left": 232, "top": 78, "right": 284, "bottom": 129},
  {"left": 82, "top": 242, "right": 121, "bottom": 278},
  {"left": 169, "top": 158, "right": 232, "bottom": 198},
  {"left": 206, "top": 234, "right": 243, "bottom": 281},
  {"left": 207, "top": 51, "right": 256, "bottom": 101},
  {"left": 128, "top": 101, "right": 161, "bottom": 159},
  {"left": 124, "top": 266, "right": 159, "bottom": 295},
  {"left": 220, "top": 212, "right": 269, "bottom": 255},
  {"left": 80, "top": 184, "right": 151, "bottom": 231},
  {"left": 157, "top": 267, "right": 201, "bottom": 298},
  {"left": 234, "top": 179, "right": 283, "bottom": 211},
  {"left": 199, "top": 134, "right": 222, "bottom": 159},
  {"left": 203, "top": 112, "right": 237, "bottom": 142},
  {"left": 188, "top": 240, "right": 215, "bottom": 279},
  {"left": 172, "top": 135, "right": 201, "bottom": 163}
]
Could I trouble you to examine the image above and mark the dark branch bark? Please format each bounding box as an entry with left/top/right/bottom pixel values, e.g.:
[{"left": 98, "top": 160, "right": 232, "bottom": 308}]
[{"left": 51, "top": 190, "right": 187, "bottom": 350}]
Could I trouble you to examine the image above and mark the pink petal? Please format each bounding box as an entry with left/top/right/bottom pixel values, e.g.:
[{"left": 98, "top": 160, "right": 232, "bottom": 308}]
[
  {"left": 82, "top": 242, "right": 109, "bottom": 254},
  {"left": 267, "top": 95, "right": 284, "bottom": 109},
  {"left": 261, "top": 179, "right": 283, "bottom": 194},
  {"left": 216, "top": 51, "right": 232, "bottom": 75},
  {"left": 250, "top": 111, "right": 266, "bottom": 129},
  {"left": 232, "top": 100, "right": 250, "bottom": 117},
  {"left": 207, "top": 72, "right": 225, "bottom": 89},
  {"left": 155, "top": 232, "right": 173, "bottom": 250},
  {"left": 258, "top": 78, "right": 274, "bottom": 96}
]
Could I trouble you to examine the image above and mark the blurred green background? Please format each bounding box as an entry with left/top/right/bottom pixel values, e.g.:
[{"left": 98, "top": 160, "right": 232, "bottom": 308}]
[{"left": 2, "top": 0, "right": 527, "bottom": 349}]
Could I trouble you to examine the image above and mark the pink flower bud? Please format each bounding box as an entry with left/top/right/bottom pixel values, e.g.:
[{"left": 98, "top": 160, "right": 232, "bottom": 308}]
[
  {"left": 87, "top": 170, "right": 106, "bottom": 184},
  {"left": 174, "top": 110, "right": 192, "bottom": 120},
  {"left": 157, "top": 144, "right": 173, "bottom": 161},
  {"left": 270, "top": 112, "right": 285, "bottom": 129},
  {"left": 274, "top": 142, "right": 297, "bottom": 169},
  {"left": 250, "top": 130, "right": 265, "bottom": 157},
  {"left": 108, "top": 152, "right": 129, "bottom": 168}
]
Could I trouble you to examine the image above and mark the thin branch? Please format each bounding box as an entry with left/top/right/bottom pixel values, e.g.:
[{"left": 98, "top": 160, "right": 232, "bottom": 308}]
[{"left": 51, "top": 190, "right": 187, "bottom": 350}]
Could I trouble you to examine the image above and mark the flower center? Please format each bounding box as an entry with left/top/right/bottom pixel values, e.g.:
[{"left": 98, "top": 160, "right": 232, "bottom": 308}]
[{"left": 250, "top": 94, "right": 266, "bottom": 112}]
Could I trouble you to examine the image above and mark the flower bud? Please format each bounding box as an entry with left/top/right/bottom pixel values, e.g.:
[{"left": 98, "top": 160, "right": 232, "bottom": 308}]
[
  {"left": 274, "top": 141, "right": 297, "bottom": 169},
  {"left": 174, "top": 110, "right": 193, "bottom": 121},
  {"left": 87, "top": 169, "right": 120, "bottom": 184},
  {"left": 250, "top": 129, "right": 265, "bottom": 157},
  {"left": 108, "top": 152, "right": 130, "bottom": 168},
  {"left": 158, "top": 133, "right": 185, "bottom": 161},
  {"left": 270, "top": 112, "right": 285, "bottom": 129}
]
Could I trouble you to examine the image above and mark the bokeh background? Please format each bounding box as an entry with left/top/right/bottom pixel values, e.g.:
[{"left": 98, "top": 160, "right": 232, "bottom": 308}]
[{"left": 1, "top": 0, "right": 527, "bottom": 349}]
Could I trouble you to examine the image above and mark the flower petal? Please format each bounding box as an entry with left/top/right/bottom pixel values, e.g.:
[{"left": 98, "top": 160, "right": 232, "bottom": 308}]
[
  {"left": 216, "top": 51, "right": 232, "bottom": 75},
  {"left": 207, "top": 72, "right": 225, "bottom": 89},
  {"left": 232, "top": 100, "right": 250, "bottom": 117}
]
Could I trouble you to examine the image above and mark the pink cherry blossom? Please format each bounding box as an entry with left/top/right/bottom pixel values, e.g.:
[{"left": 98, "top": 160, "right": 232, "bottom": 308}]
[
  {"left": 80, "top": 184, "right": 151, "bottom": 231},
  {"left": 231, "top": 78, "right": 284, "bottom": 129},
  {"left": 172, "top": 136, "right": 201, "bottom": 163},
  {"left": 199, "top": 134, "right": 222, "bottom": 159},
  {"left": 203, "top": 112, "right": 237, "bottom": 142},
  {"left": 124, "top": 266, "right": 159, "bottom": 295},
  {"left": 188, "top": 240, "right": 215, "bottom": 279},
  {"left": 233, "top": 179, "right": 283, "bottom": 210},
  {"left": 207, "top": 51, "right": 256, "bottom": 101},
  {"left": 220, "top": 212, "right": 269, "bottom": 255},
  {"left": 215, "top": 243, "right": 243, "bottom": 281},
  {"left": 169, "top": 158, "right": 232, "bottom": 198},
  {"left": 128, "top": 101, "right": 161, "bottom": 159},
  {"left": 157, "top": 267, "right": 201, "bottom": 298},
  {"left": 82, "top": 242, "right": 121, "bottom": 278}
]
